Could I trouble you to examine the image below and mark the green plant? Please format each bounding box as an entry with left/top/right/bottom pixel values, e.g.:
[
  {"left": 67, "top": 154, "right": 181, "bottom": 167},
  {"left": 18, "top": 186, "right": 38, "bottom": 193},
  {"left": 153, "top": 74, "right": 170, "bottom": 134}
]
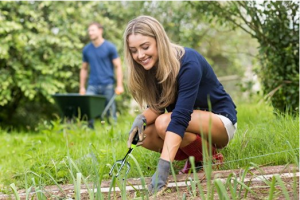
[
  {"left": 189, "top": 1, "right": 299, "bottom": 115},
  {"left": 0, "top": 1, "right": 139, "bottom": 128},
  {"left": 9, "top": 183, "right": 20, "bottom": 200},
  {"left": 1, "top": 102, "right": 298, "bottom": 198},
  {"left": 129, "top": 154, "right": 148, "bottom": 199}
]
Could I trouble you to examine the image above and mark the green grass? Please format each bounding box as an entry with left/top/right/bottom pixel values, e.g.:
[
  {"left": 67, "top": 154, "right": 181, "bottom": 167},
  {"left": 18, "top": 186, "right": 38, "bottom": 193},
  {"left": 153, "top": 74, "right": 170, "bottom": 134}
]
[
  {"left": 223, "top": 102, "right": 299, "bottom": 168},
  {"left": 0, "top": 102, "right": 298, "bottom": 195}
]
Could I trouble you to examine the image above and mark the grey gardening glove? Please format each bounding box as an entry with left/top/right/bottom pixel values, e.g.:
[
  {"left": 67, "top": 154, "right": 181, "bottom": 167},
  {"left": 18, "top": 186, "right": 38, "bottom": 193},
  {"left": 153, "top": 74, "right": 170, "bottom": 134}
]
[
  {"left": 148, "top": 158, "right": 170, "bottom": 196},
  {"left": 127, "top": 114, "right": 147, "bottom": 148}
]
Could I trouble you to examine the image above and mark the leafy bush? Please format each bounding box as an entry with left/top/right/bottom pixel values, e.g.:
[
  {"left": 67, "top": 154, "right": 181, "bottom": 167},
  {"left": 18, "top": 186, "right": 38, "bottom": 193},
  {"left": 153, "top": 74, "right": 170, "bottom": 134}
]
[
  {"left": 0, "top": 1, "right": 131, "bottom": 128},
  {"left": 0, "top": 1, "right": 262, "bottom": 128},
  {"left": 190, "top": 1, "right": 299, "bottom": 115}
]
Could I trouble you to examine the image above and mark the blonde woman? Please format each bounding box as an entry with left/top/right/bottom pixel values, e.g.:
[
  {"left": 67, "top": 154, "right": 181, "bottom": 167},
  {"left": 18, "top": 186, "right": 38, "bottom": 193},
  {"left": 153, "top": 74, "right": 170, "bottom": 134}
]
[{"left": 124, "top": 16, "right": 237, "bottom": 195}]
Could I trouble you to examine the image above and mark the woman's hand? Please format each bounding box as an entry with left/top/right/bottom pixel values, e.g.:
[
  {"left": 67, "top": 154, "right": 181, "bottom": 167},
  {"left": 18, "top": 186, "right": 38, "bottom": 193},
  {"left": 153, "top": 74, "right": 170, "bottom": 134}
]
[
  {"left": 148, "top": 158, "right": 170, "bottom": 196},
  {"left": 127, "top": 114, "right": 147, "bottom": 148}
]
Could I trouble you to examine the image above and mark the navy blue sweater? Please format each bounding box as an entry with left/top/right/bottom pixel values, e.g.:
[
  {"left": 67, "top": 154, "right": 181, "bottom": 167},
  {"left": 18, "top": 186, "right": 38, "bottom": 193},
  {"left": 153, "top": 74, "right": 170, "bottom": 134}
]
[{"left": 166, "top": 48, "right": 237, "bottom": 138}]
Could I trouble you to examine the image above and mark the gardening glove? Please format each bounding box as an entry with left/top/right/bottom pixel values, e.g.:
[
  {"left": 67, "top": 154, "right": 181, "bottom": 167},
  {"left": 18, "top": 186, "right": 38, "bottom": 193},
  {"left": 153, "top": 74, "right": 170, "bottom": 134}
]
[
  {"left": 148, "top": 158, "right": 170, "bottom": 196},
  {"left": 127, "top": 114, "right": 147, "bottom": 148}
]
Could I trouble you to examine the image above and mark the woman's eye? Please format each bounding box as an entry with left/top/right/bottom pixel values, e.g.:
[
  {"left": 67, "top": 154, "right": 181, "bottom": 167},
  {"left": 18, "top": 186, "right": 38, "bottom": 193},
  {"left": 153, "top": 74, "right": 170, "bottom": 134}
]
[{"left": 143, "top": 46, "right": 149, "bottom": 50}]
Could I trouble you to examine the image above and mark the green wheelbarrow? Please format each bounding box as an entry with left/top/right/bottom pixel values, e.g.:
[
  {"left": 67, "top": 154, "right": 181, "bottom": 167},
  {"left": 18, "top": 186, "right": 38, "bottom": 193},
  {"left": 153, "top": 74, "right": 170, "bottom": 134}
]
[{"left": 52, "top": 93, "right": 116, "bottom": 121}]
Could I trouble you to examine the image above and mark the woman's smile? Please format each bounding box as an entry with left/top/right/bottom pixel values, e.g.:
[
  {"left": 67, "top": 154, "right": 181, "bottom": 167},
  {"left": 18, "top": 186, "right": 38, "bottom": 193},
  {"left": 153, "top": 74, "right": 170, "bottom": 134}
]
[{"left": 128, "top": 34, "right": 158, "bottom": 70}]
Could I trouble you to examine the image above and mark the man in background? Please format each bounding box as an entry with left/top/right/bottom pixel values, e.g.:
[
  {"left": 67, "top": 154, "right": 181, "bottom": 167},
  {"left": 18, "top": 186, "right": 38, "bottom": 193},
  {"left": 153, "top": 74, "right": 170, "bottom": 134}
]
[{"left": 80, "top": 22, "right": 124, "bottom": 127}]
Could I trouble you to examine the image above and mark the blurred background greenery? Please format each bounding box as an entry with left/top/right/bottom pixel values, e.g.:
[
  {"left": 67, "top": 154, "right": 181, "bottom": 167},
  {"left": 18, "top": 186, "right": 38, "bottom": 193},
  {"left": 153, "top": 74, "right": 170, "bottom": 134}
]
[{"left": 0, "top": 1, "right": 298, "bottom": 129}]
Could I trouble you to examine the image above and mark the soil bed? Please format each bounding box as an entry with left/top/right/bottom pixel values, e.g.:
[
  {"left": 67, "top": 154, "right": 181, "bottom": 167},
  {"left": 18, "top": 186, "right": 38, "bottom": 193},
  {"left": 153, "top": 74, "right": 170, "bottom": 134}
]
[{"left": 0, "top": 165, "right": 298, "bottom": 199}]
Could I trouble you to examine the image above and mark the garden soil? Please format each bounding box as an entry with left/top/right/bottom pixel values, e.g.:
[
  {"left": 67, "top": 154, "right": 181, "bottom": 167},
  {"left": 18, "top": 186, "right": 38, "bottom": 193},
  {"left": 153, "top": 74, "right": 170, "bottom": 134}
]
[{"left": 0, "top": 165, "right": 298, "bottom": 200}]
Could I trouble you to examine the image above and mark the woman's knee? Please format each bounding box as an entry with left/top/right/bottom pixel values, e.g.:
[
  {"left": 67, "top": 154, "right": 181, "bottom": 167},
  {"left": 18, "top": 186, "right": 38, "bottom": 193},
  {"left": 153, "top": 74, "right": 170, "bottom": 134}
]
[{"left": 155, "top": 114, "right": 170, "bottom": 139}]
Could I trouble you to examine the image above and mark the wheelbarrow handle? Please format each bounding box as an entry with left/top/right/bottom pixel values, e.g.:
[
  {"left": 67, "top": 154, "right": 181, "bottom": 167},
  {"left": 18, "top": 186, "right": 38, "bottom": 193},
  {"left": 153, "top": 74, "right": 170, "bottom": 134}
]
[{"left": 101, "top": 94, "right": 116, "bottom": 119}]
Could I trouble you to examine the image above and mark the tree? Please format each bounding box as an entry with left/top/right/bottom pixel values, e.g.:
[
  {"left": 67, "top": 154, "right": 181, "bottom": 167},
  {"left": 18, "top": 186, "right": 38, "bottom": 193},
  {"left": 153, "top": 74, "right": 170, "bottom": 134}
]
[
  {"left": 0, "top": 1, "right": 140, "bottom": 128},
  {"left": 0, "top": 1, "right": 259, "bottom": 128},
  {"left": 189, "top": 1, "right": 299, "bottom": 114}
]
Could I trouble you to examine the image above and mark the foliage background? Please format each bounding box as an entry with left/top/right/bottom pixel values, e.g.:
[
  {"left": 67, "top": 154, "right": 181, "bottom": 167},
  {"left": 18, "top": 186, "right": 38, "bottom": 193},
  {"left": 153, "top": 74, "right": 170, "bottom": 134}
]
[
  {"left": 0, "top": 1, "right": 298, "bottom": 196},
  {"left": 0, "top": 1, "right": 298, "bottom": 129},
  {"left": 189, "top": 1, "right": 299, "bottom": 114}
]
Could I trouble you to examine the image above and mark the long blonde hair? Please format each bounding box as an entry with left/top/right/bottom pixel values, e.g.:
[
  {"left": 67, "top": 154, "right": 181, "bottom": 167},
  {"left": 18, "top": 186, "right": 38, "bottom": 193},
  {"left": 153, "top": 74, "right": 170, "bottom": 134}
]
[{"left": 124, "top": 16, "right": 185, "bottom": 113}]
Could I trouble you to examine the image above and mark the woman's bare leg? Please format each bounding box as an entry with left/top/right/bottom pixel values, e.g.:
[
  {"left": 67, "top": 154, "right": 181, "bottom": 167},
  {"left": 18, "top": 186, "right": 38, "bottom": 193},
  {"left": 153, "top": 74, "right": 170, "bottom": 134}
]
[
  {"left": 140, "top": 110, "right": 228, "bottom": 162},
  {"left": 141, "top": 124, "right": 164, "bottom": 152},
  {"left": 155, "top": 110, "right": 228, "bottom": 148}
]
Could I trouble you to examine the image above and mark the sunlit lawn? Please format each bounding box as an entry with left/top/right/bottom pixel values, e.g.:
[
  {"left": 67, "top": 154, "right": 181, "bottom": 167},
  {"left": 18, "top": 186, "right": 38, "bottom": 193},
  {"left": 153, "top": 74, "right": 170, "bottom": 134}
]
[{"left": 0, "top": 101, "right": 298, "bottom": 193}]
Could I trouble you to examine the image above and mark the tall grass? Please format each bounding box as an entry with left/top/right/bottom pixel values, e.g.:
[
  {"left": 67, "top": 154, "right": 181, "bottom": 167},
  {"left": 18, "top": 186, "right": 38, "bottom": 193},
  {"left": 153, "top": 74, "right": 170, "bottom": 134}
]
[
  {"left": 222, "top": 102, "right": 299, "bottom": 169},
  {"left": 0, "top": 102, "right": 298, "bottom": 198}
]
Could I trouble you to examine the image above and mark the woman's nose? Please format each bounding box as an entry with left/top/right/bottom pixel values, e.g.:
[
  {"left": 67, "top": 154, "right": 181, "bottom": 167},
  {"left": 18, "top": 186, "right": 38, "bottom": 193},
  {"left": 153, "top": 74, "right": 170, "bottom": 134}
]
[{"left": 138, "top": 50, "right": 145, "bottom": 59}]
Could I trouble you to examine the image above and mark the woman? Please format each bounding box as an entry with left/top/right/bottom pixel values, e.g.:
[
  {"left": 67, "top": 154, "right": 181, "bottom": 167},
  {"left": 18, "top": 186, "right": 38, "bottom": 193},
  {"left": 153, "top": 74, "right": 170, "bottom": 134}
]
[{"left": 124, "top": 16, "right": 237, "bottom": 196}]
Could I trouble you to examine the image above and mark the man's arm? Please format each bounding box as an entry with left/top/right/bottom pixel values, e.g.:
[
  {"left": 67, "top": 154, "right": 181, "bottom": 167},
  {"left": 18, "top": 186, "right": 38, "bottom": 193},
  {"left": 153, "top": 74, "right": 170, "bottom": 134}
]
[
  {"left": 79, "top": 62, "right": 89, "bottom": 95},
  {"left": 112, "top": 58, "right": 124, "bottom": 94}
]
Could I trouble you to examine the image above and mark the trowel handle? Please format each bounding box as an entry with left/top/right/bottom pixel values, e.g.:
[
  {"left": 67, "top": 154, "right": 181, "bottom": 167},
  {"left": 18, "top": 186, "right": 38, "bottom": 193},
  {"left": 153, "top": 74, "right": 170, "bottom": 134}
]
[{"left": 132, "top": 130, "right": 140, "bottom": 145}]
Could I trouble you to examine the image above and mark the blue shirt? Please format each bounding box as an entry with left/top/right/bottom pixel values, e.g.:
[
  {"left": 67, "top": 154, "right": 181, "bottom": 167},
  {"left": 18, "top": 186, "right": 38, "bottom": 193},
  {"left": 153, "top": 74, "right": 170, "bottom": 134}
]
[
  {"left": 82, "top": 40, "right": 119, "bottom": 85},
  {"left": 166, "top": 48, "right": 237, "bottom": 138}
]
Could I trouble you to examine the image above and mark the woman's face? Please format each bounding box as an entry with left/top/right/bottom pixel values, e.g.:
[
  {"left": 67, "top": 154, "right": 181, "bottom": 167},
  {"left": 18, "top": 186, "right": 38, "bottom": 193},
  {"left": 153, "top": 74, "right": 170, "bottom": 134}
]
[{"left": 127, "top": 34, "right": 158, "bottom": 70}]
